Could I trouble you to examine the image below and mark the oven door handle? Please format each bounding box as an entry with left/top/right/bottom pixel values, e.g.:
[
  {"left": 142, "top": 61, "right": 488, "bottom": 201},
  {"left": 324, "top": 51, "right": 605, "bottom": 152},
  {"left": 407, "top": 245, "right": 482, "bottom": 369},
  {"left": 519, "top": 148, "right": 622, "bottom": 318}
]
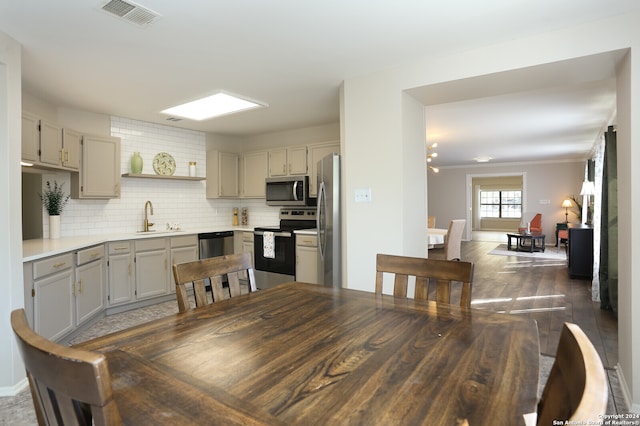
[{"left": 254, "top": 231, "right": 292, "bottom": 238}]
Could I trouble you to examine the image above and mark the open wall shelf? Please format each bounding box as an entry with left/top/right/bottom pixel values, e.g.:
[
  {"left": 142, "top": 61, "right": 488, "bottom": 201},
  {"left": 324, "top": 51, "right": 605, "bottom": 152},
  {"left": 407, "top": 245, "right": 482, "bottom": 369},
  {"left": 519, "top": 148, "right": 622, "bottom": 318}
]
[{"left": 122, "top": 173, "right": 205, "bottom": 181}]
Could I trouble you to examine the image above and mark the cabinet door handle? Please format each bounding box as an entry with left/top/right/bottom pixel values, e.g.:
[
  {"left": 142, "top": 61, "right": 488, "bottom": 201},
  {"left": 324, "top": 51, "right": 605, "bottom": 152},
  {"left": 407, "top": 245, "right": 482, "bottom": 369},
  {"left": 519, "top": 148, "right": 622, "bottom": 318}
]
[
  {"left": 64, "top": 150, "right": 69, "bottom": 162},
  {"left": 59, "top": 149, "right": 63, "bottom": 162}
]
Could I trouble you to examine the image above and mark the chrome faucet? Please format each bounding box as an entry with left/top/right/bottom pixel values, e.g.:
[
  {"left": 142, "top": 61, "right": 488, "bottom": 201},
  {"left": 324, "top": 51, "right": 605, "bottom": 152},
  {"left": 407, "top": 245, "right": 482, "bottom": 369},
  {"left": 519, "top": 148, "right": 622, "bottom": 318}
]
[{"left": 144, "top": 200, "right": 154, "bottom": 232}]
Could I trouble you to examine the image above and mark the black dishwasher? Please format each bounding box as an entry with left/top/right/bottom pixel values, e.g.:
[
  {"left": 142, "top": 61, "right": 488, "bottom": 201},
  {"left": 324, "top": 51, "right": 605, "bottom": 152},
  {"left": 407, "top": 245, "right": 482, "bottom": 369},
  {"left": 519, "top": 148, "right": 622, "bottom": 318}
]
[{"left": 198, "top": 231, "right": 234, "bottom": 259}]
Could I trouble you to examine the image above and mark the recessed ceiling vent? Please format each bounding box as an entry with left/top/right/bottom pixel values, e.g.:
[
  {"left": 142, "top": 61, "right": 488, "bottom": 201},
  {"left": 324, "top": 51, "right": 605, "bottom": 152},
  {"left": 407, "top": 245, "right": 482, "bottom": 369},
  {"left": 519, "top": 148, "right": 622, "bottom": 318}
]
[
  {"left": 165, "top": 117, "right": 182, "bottom": 122},
  {"left": 100, "top": 0, "right": 161, "bottom": 27}
]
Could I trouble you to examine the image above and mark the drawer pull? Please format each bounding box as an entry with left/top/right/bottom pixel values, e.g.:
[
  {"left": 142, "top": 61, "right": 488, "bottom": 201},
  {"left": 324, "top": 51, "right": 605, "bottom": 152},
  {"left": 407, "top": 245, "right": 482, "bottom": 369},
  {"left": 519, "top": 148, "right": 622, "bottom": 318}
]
[
  {"left": 114, "top": 247, "right": 129, "bottom": 251},
  {"left": 53, "top": 262, "right": 66, "bottom": 269}
]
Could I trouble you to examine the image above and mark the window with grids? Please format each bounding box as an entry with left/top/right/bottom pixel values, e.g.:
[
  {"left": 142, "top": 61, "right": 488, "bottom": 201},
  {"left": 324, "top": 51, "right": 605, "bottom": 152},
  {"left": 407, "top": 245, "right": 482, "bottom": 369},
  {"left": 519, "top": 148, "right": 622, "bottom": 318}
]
[{"left": 479, "top": 190, "right": 522, "bottom": 218}]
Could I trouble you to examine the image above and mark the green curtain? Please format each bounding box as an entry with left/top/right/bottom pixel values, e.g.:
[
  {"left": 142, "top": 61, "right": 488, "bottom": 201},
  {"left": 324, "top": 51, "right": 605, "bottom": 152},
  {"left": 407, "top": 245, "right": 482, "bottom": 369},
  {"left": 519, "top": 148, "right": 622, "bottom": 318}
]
[{"left": 599, "top": 126, "right": 618, "bottom": 313}]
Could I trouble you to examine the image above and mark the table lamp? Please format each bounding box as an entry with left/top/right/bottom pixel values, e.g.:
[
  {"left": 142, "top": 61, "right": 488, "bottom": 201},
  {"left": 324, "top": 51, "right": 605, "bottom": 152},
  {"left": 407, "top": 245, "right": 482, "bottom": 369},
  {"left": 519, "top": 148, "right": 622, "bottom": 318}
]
[{"left": 561, "top": 198, "right": 572, "bottom": 223}]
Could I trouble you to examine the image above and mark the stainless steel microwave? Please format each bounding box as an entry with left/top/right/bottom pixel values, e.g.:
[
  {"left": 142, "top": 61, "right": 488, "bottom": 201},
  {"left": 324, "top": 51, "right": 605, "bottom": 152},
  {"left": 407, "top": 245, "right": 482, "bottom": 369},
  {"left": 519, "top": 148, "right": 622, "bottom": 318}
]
[{"left": 265, "top": 176, "right": 310, "bottom": 206}]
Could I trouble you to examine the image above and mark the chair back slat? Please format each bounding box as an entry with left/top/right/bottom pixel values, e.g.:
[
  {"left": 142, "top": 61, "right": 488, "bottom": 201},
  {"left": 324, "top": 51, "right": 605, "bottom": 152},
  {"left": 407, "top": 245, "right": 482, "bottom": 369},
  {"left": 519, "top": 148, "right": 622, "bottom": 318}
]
[
  {"left": 537, "top": 322, "right": 608, "bottom": 425},
  {"left": 415, "top": 276, "right": 429, "bottom": 300},
  {"left": 173, "top": 252, "right": 257, "bottom": 312},
  {"left": 375, "top": 253, "right": 474, "bottom": 308},
  {"left": 228, "top": 271, "right": 242, "bottom": 297},
  {"left": 11, "top": 309, "right": 122, "bottom": 426}
]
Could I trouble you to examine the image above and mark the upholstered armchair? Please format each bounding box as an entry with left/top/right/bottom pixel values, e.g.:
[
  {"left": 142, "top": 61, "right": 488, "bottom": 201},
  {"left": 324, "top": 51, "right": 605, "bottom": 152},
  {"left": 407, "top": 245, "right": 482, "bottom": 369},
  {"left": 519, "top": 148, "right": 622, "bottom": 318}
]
[{"left": 518, "top": 213, "right": 542, "bottom": 233}]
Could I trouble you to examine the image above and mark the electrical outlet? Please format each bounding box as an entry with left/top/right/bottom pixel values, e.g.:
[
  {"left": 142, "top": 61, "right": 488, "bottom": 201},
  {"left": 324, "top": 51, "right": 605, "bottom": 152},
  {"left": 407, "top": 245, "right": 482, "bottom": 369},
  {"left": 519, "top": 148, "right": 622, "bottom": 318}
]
[{"left": 354, "top": 188, "right": 372, "bottom": 203}]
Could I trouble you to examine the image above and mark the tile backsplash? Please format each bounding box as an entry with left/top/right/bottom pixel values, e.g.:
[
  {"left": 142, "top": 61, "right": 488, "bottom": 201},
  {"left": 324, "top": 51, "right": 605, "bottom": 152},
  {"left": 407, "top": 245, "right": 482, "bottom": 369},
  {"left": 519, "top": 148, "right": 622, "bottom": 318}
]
[{"left": 39, "top": 117, "right": 279, "bottom": 238}]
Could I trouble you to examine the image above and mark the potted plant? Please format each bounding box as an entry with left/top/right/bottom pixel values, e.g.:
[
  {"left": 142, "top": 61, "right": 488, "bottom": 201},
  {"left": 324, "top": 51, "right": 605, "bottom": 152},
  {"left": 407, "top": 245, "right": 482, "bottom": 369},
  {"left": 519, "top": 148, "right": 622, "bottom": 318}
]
[{"left": 39, "top": 180, "right": 70, "bottom": 239}]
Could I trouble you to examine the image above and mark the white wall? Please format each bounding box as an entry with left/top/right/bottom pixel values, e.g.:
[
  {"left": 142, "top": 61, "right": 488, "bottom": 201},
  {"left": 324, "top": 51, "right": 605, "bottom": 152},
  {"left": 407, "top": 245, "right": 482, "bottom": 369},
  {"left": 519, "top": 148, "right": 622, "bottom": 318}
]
[
  {"left": 429, "top": 162, "right": 584, "bottom": 239},
  {"left": 0, "top": 30, "right": 26, "bottom": 395},
  {"left": 342, "top": 12, "right": 640, "bottom": 410},
  {"left": 615, "top": 49, "right": 639, "bottom": 414}
]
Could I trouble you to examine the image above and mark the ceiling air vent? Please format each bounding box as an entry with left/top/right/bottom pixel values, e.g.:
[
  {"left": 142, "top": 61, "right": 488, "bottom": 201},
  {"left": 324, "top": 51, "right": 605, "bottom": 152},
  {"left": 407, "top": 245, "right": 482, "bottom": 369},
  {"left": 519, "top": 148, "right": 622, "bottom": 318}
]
[{"left": 100, "top": 0, "right": 161, "bottom": 27}]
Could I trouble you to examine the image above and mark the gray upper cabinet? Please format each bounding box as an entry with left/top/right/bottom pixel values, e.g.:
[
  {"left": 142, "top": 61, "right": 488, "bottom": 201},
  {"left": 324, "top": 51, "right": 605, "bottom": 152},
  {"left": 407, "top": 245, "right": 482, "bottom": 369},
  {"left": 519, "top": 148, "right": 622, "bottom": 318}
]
[
  {"left": 242, "top": 150, "right": 269, "bottom": 198},
  {"left": 21, "top": 112, "right": 81, "bottom": 172},
  {"left": 206, "top": 150, "right": 239, "bottom": 198},
  {"left": 38, "top": 119, "right": 63, "bottom": 167},
  {"left": 71, "top": 135, "right": 121, "bottom": 199},
  {"left": 61, "top": 128, "right": 82, "bottom": 170},
  {"left": 269, "top": 146, "right": 307, "bottom": 177},
  {"left": 21, "top": 112, "right": 40, "bottom": 163}
]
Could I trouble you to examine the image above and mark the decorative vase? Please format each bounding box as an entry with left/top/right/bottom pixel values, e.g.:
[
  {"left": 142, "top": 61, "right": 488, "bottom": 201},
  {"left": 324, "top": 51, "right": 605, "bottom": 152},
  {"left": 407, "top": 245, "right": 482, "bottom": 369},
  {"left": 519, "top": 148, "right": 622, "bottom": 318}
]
[
  {"left": 49, "top": 215, "right": 61, "bottom": 239},
  {"left": 131, "top": 152, "right": 143, "bottom": 174}
]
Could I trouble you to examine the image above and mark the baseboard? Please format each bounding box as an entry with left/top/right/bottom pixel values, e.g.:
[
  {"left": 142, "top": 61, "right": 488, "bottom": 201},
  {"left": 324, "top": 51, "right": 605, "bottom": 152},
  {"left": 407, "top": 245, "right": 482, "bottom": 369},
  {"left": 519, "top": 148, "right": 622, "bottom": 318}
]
[
  {"left": 616, "top": 362, "right": 640, "bottom": 413},
  {"left": 0, "top": 377, "right": 28, "bottom": 397}
]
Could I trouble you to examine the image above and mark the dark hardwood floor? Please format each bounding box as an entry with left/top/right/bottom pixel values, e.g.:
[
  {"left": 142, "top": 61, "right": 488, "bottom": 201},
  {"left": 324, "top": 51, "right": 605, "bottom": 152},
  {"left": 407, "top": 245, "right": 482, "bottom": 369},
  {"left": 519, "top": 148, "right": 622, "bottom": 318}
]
[{"left": 430, "top": 240, "right": 618, "bottom": 368}]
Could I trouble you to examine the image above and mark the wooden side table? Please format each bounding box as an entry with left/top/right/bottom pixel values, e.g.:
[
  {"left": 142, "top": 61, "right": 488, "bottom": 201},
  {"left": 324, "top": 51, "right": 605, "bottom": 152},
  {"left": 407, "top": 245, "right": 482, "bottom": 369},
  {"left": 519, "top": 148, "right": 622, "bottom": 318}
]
[{"left": 556, "top": 222, "right": 568, "bottom": 246}]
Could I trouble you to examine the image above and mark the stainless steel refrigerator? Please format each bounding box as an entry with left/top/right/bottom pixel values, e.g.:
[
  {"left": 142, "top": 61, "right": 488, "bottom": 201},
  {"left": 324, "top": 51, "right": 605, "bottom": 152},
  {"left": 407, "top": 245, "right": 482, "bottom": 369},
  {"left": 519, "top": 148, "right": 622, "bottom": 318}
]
[{"left": 316, "top": 153, "right": 341, "bottom": 287}]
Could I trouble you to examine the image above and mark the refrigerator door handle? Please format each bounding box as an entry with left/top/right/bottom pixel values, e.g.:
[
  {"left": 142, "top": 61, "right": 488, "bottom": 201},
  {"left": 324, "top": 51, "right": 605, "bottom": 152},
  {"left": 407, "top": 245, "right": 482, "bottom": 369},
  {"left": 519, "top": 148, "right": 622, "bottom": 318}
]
[{"left": 317, "top": 181, "right": 326, "bottom": 260}]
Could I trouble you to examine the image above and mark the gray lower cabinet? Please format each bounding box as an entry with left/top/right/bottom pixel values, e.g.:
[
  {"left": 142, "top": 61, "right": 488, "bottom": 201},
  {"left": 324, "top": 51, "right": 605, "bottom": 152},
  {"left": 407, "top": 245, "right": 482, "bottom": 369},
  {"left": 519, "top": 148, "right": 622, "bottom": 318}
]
[
  {"left": 75, "top": 245, "right": 105, "bottom": 324},
  {"left": 242, "top": 232, "right": 254, "bottom": 263},
  {"left": 30, "top": 245, "right": 105, "bottom": 342},
  {"left": 24, "top": 234, "right": 205, "bottom": 341},
  {"left": 108, "top": 236, "right": 196, "bottom": 306},
  {"left": 296, "top": 234, "right": 319, "bottom": 284},
  {"left": 134, "top": 238, "right": 169, "bottom": 300},
  {"left": 32, "top": 253, "right": 75, "bottom": 341},
  {"left": 107, "top": 241, "right": 134, "bottom": 306},
  {"left": 169, "top": 235, "right": 198, "bottom": 294}
]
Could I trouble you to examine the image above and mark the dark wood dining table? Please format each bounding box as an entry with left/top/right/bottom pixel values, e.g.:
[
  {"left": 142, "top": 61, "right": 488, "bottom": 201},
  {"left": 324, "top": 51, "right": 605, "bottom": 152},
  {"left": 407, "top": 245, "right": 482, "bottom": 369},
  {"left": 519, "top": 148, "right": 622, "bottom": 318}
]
[{"left": 76, "top": 282, "right": 540, "bottom": 425}]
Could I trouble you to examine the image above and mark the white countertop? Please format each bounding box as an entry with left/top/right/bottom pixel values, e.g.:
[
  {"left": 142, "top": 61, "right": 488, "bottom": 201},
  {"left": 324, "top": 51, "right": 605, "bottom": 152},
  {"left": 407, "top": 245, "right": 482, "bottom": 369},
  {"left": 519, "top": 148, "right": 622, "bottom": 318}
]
[{"left": 23, "top": 225, "right": 258, "bottom": 262}]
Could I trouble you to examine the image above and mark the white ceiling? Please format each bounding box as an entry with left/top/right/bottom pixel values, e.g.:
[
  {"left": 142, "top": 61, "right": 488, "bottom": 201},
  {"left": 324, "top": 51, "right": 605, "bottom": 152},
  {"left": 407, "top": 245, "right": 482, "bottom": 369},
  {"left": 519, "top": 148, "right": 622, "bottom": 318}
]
[{"left": 1, "top": 0, "right": 637, "bottom": 166}]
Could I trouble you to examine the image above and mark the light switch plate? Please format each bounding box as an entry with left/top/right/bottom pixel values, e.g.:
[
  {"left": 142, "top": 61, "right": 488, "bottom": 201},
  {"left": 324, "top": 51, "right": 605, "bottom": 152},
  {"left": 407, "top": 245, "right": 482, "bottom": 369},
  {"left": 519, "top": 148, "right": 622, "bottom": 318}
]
[{"left": 354, "top": 188, "right": 372, "bottom": 203}]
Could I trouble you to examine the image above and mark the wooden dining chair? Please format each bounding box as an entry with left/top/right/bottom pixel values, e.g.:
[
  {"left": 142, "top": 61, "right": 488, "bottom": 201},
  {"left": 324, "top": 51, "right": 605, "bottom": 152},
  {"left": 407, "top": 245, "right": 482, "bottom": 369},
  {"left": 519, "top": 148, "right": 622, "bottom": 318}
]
[
  {"left": 444, "top": 219, "right": 466, "bottom": 260},
  {"left": 537, "top": 322, "right": 608, "bottom": 425},
  {"left": 375, "top": 253, "right": 474, "bottom": 308},
  {"left": 173, "top": 252, "right": 257, "bottom": 312},
  {"left": 10, "top": 309, "right": 122, "bottom": 426}
]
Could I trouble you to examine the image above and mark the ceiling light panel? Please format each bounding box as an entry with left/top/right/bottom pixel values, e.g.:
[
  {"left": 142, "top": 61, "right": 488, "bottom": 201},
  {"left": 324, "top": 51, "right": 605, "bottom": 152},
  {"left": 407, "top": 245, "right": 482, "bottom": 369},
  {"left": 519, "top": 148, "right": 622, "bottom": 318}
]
[{"left": 162, "top": 92, "right": 267, "bottom": 121}]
